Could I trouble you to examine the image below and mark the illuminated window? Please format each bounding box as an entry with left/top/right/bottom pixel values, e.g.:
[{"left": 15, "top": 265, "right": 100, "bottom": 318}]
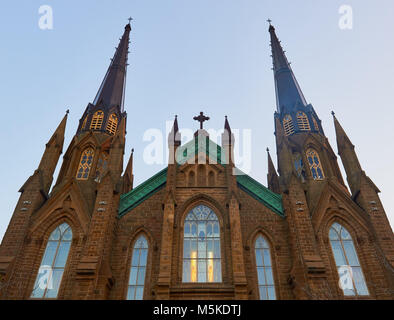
[
  {"left": 31, "top": 223, "right": 72, "bottom": 299},
  {"left": 76, "top": 148, "right": 94, "bottom": 180},
  {"left": 329, "top": 223, "right": 369, "bottom": 296},
  {"left": 312, "top": 117, "right": 319, "bottom": 131},
  {"left": 183, "top": 205, "right": 221, "bottom": 283},
  {"left": 90, "top": 110, "right": 104, "bottom": 130},
  {"left": 306, "top": 148, "right": 324, "bottom": 180},
  {"left": 297, "top": 111, "right": 310, "bottom": 131},
  {"left": 255, "top": 236, "right": 276, "bottom": 300},
  {"left": 283, "top": 114, "right": 295, "bottom": 136},
  {"left": 127, "top": 235, "right": 148, "bottom": 300},
  {"left": 106, "top": 113, "right": 118, "bottom": 135}
]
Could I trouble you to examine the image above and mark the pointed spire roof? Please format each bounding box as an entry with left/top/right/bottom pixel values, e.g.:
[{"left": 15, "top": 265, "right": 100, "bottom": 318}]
[
  {"left": 223, "top": 115, "right": 233, "bottom": 145},
  {"left": 45, "top": 110, "right": 68, "bottom": 151},
  {"left": 269, "top": 24, "right": 307, "bottom": 114},
  {"left": 168, "top": 115, "right": 181, "bottom": 146},
  {"left": 332, "top": 111, "right": 354, "bottom": 150},
  {"left": 93, "top": 23, "right": 131, "bottom": 111},
  {"left": 266, "top": 147, "right": 280, "bottom": 193}
]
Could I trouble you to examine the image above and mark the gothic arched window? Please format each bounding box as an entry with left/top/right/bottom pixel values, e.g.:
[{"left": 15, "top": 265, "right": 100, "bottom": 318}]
[
  {"left": 183, "top": 205, "right": 221, "bottom": 283},
  {"left": 90, "top": 110, "right": 104, "bottom": 130},
  {"left": 255, "top": 235, "right": 276, "bottom": 300},
  {"left": 127, "top": 235, "right": 148, "bottom": 300},
  {"left": 329, "top": 223, "right": 369, "bottom": 296},
  {"left": 76, "top": 148, "right": 94, "bottom": 180},
  {"left": 283, "top": 114, "right": 295, "bottom": 136},
  {"left": 106, "top": 113, "right": 118, "bottom": 135},
  {"left": 31, "top": 223, "right": 72, "bottom": 299},
  {"left": 296, "top": 111, "right": 310, "bottom": 131},
  {"left": 306, "top": 148, "right": 324, "bottom": 180}
]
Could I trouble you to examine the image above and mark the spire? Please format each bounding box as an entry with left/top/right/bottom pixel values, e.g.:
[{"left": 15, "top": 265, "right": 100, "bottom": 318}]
[
  {"left": 123, "top": 148, "right": 134, "bottom": 193},
  {"left": 267, "top": 148, "right": 280, "bottom": 193},
  {"left": 332, "top": 112, "right": 362, "bottom": 194},
  {"left": 168, "top": 115, "right": 181, "bottom": 147},
  {"left": 93, "top": 23, "right": 131, "bottom": 111},
  {"left": 37, "top": 110, "right": 68, "bottom": 193},
  {"left": 269, "top": 24, "right": 307, "bottom": 114}
]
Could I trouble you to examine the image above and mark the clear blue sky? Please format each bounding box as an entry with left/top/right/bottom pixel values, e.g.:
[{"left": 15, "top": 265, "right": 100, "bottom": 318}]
[{"left": 1, "top": 0, "right": 394, "bottom": 241}]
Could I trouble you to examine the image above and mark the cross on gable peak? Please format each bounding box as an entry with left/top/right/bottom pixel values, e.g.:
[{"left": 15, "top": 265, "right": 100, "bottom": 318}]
[{"left": 193, "top": 111, "right": 210, "bottom": 130}]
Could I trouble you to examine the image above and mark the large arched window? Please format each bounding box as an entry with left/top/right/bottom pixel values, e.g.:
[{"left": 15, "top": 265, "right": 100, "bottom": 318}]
[
  {"left": 183, "top": 205, "right": 221, "bottom": 283},
  {"left": 255, "top": 235, "right": 276, "bottom": 300},
  {"left": 31, "top": 223, "right": 72, "bottom": 299},
  {"left": 296, "top": 111, "right": 311, "bottom": 131},
  {"left": 127, "top": 235, "right": 148, "bottom": 300},
  {"left": 329, "top": 223, "right": 369, "bottom": 296},
  {"left": 306, "top": 148, "right": 324, "bottom": 180},
  {"left": 283, "top": 114, "right": 295, "bottom": 136},
  {"left": 106, "top": 113, "right": 118, "bottom": 135},
  {"left": 76, "top": 148, "right": 94, "bottom": 180},
  {"left": 90, "top": 110, "right": 104, "bottom": 130}
]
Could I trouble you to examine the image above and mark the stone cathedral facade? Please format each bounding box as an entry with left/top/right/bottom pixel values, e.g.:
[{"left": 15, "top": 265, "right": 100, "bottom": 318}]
[{"left": 0, "top": 22, "right": 393, "bottom": 300}]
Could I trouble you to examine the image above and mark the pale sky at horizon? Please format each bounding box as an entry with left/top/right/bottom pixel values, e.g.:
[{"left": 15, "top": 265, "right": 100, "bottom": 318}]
[{"left": 1, "top": 0, "right": 394, "bottom": 242}]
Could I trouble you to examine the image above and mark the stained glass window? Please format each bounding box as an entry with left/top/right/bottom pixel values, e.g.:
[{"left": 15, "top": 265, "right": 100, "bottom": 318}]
[
  {"left": 31, "top": 223, "right": 72, "bottom": 299},
  {"left": 90, "top": 110, "right": 104, "bottom": 130},
  {"left": 329, "top": 223, "right": 369, "bottom": 296},
  {"left": 294, "top": 153, "right": 305, "bottom": 179},
  {"left": 296, "top": 111, "right": 311, "bottom": 131},
  {"left": 283, "top": 114, "right": 295, "bottom": 136},
  {"left": 106, "top": 113, "right": 118, "bottom": 135},
  {"left": 127, "top": 235, "right": 148, "bottom": 300},
  {"left": 306, "top": 148, "right": 324, "bottom": 180},
  {"left": 255, "top": 236, "right": 276, "bottom": 300},
  {"left": 76, "top": 148, "right": 94, "bottom": 180},
  {"left": 183, "top": 205, "right": 221, "bottom": 283}
]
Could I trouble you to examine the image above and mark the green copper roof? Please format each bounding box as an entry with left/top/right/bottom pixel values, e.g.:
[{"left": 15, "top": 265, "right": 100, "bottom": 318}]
[
  {"left": 119, "top": 168, "right": 167, "bottom": 217},
  {"left": 119, "top": 136, "right": 284, "bottom": 217}
]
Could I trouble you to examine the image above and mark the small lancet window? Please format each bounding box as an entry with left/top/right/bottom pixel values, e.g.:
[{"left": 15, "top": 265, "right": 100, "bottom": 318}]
[
  {"left": 296, "top": 111, "right": 311, "bottom": 131},
  {"left": 106, "top": 113, "right": 118, "bottom": 135},
  {"left": 294, "top": 152, "right": 306, "bottom": 181},
  {"left": 329, "top": 223, "right": 369, "bottom": 296},
  {"left": 90, "top": 110, "right": 104, "bottom": 130},
  {"left": 76, "top": 148, "right": 94, "bottom": 180},
  {"left": 255, "top": 235, "right": 276, "bottom": 300},
  {"left": 31, "top": 223, "right": 72, "bottom": 299},
  {"left": 183, "top": 205, "right": 221, "bottom": 283},
  {"left": 127, "top": 235, "right": 148, "bottom": 300},
  {"left": 306, "top": 148, "right": 324, "bottom": 180},
  {"left": 283, "top": 114, "right": 295, "bottom": 136}
]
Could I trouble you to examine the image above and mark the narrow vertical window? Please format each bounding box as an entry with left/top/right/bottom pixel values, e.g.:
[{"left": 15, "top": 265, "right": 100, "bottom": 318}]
[
  {"left": 306, "top": 148, "right": 324, "bottom": 180},
  {"left": 106, "top": 113, "right": 118, "bottom": 135},
  {"left": 283, "top": 114, "right": 295, "bottom": 136},
  {"left": 90, "top": 110, "right": 104, "bottom": 130},
  {"left": 76, "top": 148, "right": 94, "bottom": 180},
  {"left": 296, "top": 111, "right": 311, "bottom": 131},
  {"left": 255, "top": 236, "right": 276, "bottom": 300},
  {"left": 94, "top": 151, "right": 109, "bottom": 182},
  {"left": 31, "top": 223, "right": 72, "bottom": 299},
  {"left": 188, "top": 171, "right": 195, "bottom": 187},
  {"left": 127, "top": 235, "right": 148, "bottom": 300},
  {"left": 329, "top": 223, "right": 369, "bottom": 296},
  {"left": 183, "top": 205, "right": 221, "bottom": 283}
]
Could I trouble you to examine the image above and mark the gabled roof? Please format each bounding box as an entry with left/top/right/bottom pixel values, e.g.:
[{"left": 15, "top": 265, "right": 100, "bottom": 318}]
[{"left": 119, "top": 136, "right": 284, "bottom": 217}]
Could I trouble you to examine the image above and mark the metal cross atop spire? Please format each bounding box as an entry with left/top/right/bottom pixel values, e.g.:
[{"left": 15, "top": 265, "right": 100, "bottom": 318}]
[
  {"left": 267, "top": 18, "right": 272, "bottom": 25},
  {"left": 193, "top": 112, "right": 210, "bottom": 130},
  {"left": 128, "top": 17, "right": 133, "bottom": 24}
]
